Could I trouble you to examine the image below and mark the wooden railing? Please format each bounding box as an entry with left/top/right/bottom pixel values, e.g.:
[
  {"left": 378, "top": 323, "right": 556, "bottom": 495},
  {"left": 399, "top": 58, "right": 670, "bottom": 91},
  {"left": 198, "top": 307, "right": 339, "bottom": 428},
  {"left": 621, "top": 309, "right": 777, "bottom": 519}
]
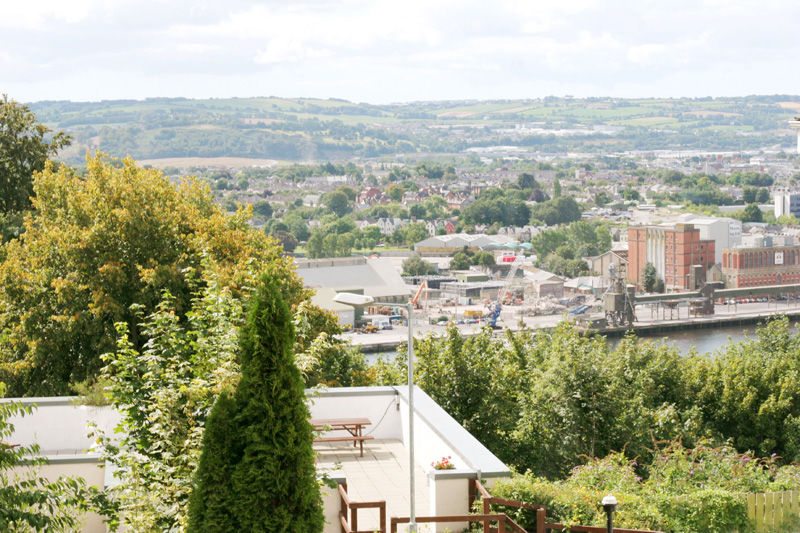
[
  {"left": 748, "top": 490, "right": 800, "bottom": 532},
  {"left": 390, "top": 513, "right": 527, "bottom": 533},
  {"left": 471, "top": 479, "right": 545, "bottom": 533},
  {"left": 472, "top": 479, "right": 662, "bottom": 533},
  {"left": 535, "top": 509, "right": 662, "bottom": 533},
  {"left": 339, "top": 483, "right": 386, "bottom": 533}
]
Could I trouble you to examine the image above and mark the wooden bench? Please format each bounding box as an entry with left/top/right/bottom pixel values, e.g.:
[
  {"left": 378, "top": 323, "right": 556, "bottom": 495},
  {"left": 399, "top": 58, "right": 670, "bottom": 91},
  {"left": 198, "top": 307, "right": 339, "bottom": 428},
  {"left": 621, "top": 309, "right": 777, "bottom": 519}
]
[
  {"left": 313, "top": 435, "right": 375, "bottom": 456},
  {"left": 311, "top": 417, "right": 373, "bottom": 457}
]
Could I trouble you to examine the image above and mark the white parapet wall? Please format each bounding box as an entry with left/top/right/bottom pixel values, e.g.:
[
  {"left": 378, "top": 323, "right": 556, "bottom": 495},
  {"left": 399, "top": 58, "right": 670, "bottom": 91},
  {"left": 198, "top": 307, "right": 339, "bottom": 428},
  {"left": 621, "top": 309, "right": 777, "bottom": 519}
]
[
  {"left": 2, "top": 397, "right": 120, "bottom": 533},
  {"left": 3, "top": 386, "right": 510, "bottom": 533},
  {"left": 310, "top": 386, "right": 511, "bottom": 533}
]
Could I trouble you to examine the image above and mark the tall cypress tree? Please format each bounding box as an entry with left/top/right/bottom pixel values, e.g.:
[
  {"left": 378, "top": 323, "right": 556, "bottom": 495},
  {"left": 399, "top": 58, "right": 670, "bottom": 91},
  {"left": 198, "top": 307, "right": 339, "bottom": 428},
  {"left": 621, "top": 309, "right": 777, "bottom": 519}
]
[{"left": 188, "top": 273, "right": 323, "bottom": 532}]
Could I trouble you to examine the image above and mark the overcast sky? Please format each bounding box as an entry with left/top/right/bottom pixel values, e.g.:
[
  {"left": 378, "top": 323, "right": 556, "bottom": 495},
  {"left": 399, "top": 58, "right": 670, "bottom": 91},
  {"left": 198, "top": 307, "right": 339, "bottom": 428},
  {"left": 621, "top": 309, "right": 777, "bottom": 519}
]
[{"left": 2, "top": 0, "right": 799, "bottom": 104}]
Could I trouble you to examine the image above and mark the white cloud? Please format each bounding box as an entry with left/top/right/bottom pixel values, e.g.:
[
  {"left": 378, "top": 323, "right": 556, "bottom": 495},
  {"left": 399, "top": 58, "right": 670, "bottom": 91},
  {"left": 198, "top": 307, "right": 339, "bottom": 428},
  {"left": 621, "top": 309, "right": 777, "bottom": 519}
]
[{"left": 1, "top": 0, "right": 800, "bottom": 102}]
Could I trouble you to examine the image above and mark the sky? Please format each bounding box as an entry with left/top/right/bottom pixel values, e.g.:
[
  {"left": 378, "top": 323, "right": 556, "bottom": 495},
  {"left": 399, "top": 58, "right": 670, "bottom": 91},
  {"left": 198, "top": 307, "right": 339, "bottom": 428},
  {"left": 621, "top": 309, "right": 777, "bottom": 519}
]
[{"left": 2, "top": 0, "right": 799, "bottom": 104}]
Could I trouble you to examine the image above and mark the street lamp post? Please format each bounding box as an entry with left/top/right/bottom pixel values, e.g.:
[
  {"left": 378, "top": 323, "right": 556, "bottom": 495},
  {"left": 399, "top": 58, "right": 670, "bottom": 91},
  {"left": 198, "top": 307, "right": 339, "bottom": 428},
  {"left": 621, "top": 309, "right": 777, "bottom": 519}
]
[
  {"left": 602, "top": 495, "right": 617, "bottom": 533},
  {"left": 334, "top": 292, "right": 417, "bottom": 532}
]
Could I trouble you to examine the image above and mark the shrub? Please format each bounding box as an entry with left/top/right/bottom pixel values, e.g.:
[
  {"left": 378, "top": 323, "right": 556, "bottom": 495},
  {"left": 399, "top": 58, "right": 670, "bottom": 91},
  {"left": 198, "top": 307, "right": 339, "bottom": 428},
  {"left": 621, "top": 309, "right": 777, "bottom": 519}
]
[{"left": 188, "top": 274, "right": 323, "bottom": 532}]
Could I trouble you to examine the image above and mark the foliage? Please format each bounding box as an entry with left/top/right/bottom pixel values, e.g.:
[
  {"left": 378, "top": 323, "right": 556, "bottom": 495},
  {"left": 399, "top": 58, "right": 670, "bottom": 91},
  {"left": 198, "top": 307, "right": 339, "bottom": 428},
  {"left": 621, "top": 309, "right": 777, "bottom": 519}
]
[
  {"left": 0, "top": 154, "right": 301, "bottom": 396},
  {"left": 96, "top": 276, "right": 354, "bottom": 531},
  {"left": 643, "top": 262, "right": 658, "bottom": 292},
  {"left": 531, "top": 221, "right": 611, "bottom": 277},
  {"left": 461, "top": 189, "right": 530, "bottom": 227},
  {"left": 530, "top": 196, "right": 582, "bottom": 226},
  {"left": 251, "top": 200, "right": 273, "bottom": 219},
  {"left": 488, "top": 440, "right": 800, "bottom": 533},
  {"left": 292, "top": 300, "right": 369, "bottom": 388},
  {"left": 432, "top": 456, "right": 455, "bottom": 470},
  {"left": 322, "top": 190, "right": 351, "bottom": 217},
  {"left": 97, "top": 280, "right": 242, "bottom": 532},
  {"left": 301, "top": 216, "right": 381, "bottom": 258},
  {"left": 392, "top": 222, "right": 428, "bottom": 248},
  {"left": 375, "top": 318, "right": 800, "bottom": 479},
  {"left": 0, "top": 383, "right": 102, "bottom": 532},
  {"left": 734, "top": 203, "right": 764, "bottom": 223},
  {"left": 402, "top": 254, "right": 437, "bottom": 276},
  {"left": 688, "top": 317, "right": 800, "bottom": 462},
  {"left": 450, "top": 251, "right": 472, "bottom": 270},
  {"left": 0, "top": 95, "right": 71, "bottom": 214},
  {"left": 188, "top": 274, "right": 323, "bottom": 532}
]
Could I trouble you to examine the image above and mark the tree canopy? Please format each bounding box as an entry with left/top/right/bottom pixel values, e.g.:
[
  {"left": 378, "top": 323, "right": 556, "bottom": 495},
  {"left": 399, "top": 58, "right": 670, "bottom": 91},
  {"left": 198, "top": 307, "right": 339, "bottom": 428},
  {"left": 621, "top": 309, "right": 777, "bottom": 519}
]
[
  {"left": 0, "top": 95, "right": 72, "bottom": 215},
  {"left": 0, "top": 154, "right": 302, "bottom": 396}
]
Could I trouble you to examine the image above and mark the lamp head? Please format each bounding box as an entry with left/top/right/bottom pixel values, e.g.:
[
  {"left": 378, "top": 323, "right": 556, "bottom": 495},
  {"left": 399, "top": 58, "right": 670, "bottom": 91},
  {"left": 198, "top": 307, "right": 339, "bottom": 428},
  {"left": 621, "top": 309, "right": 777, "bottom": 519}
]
[
  {"left": 333, "top": 292, "right": 375, "bottom": 307},
  {"left": 602, "top": 494, "right": 618, "bottom": 511}
]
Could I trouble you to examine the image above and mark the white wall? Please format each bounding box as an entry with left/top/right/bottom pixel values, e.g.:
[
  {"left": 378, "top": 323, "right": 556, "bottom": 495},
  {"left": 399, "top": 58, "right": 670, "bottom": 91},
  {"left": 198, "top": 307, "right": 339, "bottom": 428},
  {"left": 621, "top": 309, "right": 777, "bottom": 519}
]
[
  {"left": 3, "top": 399, "right": 120, "bottom": 453},
  {"left": 307, "top": 388, "right": 402, "bottom": 440}
]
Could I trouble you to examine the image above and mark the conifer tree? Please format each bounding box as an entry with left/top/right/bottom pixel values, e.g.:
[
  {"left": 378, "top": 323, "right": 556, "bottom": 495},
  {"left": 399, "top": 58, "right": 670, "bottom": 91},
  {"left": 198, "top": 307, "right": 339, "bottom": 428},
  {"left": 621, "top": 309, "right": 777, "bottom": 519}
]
[{"left": 188, "top": 273, "right": 323, "bottom": 532}]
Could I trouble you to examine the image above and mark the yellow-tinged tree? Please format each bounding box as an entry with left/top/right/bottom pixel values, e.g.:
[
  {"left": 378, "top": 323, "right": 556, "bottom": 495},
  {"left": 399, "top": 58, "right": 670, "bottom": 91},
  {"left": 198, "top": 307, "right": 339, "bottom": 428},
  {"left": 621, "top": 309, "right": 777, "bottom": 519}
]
[{"left": 0, "top": 154, "right": 305, "bottom": 396}]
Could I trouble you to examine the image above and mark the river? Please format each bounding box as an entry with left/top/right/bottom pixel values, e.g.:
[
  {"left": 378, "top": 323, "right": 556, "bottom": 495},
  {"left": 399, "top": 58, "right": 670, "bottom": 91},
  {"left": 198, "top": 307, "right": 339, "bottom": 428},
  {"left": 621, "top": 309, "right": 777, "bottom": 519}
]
[
  {"left": 605, "top": 324, "right": 754, "bottom": 355},
  {"left": 363, "top": 324, "right": 759, "bottom": 364}
]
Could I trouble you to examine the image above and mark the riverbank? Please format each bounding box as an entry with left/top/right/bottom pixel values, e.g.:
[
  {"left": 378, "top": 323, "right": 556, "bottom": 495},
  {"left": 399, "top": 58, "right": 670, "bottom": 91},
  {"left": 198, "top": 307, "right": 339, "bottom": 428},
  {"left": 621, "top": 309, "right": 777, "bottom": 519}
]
[{"left": 346, "top": 299, "right": 800, "bottom": 355}]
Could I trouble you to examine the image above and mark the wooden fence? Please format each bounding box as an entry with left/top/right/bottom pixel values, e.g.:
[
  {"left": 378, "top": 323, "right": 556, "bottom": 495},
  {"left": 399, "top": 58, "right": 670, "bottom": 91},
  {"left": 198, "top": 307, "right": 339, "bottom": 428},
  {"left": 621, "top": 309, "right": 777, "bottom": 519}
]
[{"left": 748, "top": 490, "right": 800, "bottom": 532}]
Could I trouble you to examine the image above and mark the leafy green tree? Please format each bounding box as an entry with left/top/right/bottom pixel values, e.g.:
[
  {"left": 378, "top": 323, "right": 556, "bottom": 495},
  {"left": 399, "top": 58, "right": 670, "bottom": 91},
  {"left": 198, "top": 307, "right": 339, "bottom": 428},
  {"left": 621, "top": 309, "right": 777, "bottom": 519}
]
[
  {"left": 252, "top": 200, "right": 273, "bottom": 218},
  {"left": 409, "top": 204, "right": 426, "bottom": 219},
  {"left": 0, "top": 95, "right": 71, "bottom": 215},
  {"left": 472, "top": 250, "right": 496, "bottom": 267},
  {"left": 738, "top": 203, "right": 764, "bottom": 223},
  {"left": 643, "top": 262, "right": 658, "bottom": 292},
  {"left": 530, "top": 196, "right": 582, "bottom": 226},
  {"left": 450, "top": 251, "right": 472, "bottom": 270},
  {"left": 386, "top": 183, "right": 404, "bottom": 202},
  {"left": 553, "top": 179, "right": 562, "bottom": 198},
  {"left": 284, "top": 211, "right": 310, "bottom": 241},
  {"left": 323, "top": 190, "right": 351, "bottom": 217},
  {"left": 688, "top": 317, "right": 800, "bottom": 461},
  {"left": 743, "top": 186, "right": 757, "bottom": 204},
  {"left": 97, "top": 278, "right": 355, "bottom": 530},
  {"left": 0, "top": 155, "right": 301, "bottom": 396},
  {"left": 397, "top": 222, "right": 428, "bottom": 248},
  {"left": 306, "top": 231, "right": 324, "bottom": 258},
  {"left": 402, "top": 254, "right": 437, "bottom": 276},
  {"left": 274, "top": 230, "right": 298, "bottom": 252},
  {"left": 593, "top": 191, "right": 610, "bottom": 206},
  {"left": 755, "top": 187, "right": 770, "bottom": 203},
  {"left": 517, "top": 173, "right": 538, "bottom": 190},
  {"left": 98, "top": 282, "right": 242, "bottom": 531},
  {"left": 188, "top": 274, "right": 323, "bottom": 532}
]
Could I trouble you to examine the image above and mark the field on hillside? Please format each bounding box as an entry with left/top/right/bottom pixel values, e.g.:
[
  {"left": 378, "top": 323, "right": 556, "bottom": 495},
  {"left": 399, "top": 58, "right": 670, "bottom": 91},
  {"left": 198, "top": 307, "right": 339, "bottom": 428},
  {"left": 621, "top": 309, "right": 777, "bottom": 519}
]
[{"left": 28, "top": 95, "right": 800, "bottom": 163}]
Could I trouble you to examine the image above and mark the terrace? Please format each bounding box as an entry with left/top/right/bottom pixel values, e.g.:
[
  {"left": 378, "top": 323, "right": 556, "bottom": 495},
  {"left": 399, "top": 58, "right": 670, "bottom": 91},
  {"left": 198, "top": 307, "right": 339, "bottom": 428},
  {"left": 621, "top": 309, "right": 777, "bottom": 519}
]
[{"left": 2, "top": 386, "right": 510, "bottom": 533}]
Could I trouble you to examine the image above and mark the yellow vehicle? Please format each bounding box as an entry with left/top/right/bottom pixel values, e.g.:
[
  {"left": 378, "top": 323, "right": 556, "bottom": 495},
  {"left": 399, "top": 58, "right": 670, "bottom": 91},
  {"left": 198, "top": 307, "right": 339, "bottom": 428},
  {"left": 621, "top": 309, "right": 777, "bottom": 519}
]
[{"left": 363, "top": 324, "right": 379, "bottom": 334}]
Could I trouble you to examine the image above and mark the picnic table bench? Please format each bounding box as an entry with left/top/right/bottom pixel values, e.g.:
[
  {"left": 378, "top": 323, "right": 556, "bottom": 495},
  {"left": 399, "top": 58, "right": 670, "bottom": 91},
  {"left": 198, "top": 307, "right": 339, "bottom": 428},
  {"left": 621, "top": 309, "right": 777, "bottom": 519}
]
[{"left": 311, "top": 417, "right": 373, "bottom": 457}]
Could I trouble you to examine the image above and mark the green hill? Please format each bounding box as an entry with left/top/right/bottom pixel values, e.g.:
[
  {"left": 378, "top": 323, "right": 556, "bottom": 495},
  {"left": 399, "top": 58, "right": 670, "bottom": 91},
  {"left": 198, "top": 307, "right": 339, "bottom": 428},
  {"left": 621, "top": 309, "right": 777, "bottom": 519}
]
[{"left": 29, "top": 95, "right": 800, "bottom": 163}]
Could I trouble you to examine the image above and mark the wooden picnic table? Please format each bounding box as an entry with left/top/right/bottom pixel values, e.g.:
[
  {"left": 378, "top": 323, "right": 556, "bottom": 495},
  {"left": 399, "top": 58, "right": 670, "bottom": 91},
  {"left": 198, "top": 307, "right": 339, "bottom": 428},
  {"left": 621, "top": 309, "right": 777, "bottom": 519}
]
[{"left": 311, "top": 417, "right": 373, "bottom": 456}]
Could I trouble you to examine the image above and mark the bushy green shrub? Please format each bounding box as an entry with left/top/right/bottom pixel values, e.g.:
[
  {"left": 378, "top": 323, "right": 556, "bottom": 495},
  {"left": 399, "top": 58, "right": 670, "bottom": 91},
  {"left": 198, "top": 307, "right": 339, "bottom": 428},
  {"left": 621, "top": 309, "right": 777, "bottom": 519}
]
[
  {"left": 489, "top": 441, "right": 800, "bottom": 533},
  {"left": 188, "top": 274, "right": 323, "bottom": 532}
]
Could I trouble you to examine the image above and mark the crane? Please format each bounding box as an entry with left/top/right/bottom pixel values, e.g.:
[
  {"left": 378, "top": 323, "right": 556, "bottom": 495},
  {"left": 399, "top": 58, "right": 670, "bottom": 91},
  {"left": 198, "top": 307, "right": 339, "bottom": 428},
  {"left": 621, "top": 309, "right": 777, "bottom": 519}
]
[
  {"left": 487, "top": 254, "right": 523, "bottom": 328},
  {"left": 410, "top": 280, "right": 428, "bottom": 310}
]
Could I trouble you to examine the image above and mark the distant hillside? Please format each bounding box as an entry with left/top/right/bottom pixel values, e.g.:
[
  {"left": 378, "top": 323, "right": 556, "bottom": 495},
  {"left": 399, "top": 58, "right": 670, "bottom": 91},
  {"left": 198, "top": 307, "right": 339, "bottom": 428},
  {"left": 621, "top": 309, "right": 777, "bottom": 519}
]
[{"left": 29, "top": 95, "right": 800, "bottom": 163}]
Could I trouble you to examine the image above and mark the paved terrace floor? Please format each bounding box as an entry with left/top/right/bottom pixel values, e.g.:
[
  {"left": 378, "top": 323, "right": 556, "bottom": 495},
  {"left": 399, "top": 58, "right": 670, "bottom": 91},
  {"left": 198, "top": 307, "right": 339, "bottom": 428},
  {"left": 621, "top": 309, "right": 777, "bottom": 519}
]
[{"left": 315, "top": 439, "right": 430, "bottom": 533}]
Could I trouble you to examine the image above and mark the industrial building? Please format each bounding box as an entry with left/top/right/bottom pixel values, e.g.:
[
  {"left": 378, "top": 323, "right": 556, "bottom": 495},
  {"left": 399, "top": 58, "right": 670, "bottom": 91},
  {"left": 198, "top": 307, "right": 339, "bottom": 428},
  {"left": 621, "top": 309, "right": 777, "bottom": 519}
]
[
  {"left": 296, "top": 256, "right": 412, "bottom": 325},
  {"left": 628, "top": 224, "right": 715, "bottom": 290},
  {"left": 677, "top": 215, "right": 742, "bottom": 264},
  {"left": 774, "top": 191, "right": 800, "bottom": 219},
  {"left": 413, "top": 233, "right": 517, "bottom": 254},
  {"left": 721, "top": 236, "right": 800, "bottom": 288}
]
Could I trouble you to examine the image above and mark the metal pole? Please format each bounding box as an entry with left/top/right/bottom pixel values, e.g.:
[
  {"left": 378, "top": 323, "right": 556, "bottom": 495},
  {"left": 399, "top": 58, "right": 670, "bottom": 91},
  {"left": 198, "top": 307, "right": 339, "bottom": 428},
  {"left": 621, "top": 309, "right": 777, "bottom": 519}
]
[{"left": 408, "top": 300, "right": 417, "bottom": 533}]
